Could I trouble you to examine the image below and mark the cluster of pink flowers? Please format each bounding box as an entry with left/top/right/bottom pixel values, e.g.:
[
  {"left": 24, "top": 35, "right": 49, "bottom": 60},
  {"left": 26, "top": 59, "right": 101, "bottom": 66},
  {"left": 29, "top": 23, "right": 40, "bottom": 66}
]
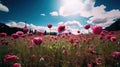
[
  {"left": 98, "top": 30, "right": 117, "bottom": 42},
  {"left": 11, "top": 31, "right": 27, "bottom": 39},
  {"left": 50, "top": 36, "right": 58, "bottom": 40}
]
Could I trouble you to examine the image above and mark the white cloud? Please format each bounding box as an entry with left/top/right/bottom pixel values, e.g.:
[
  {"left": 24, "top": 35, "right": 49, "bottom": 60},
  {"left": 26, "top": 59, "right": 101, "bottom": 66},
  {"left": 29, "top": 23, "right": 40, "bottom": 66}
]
[
  {"left": 59, "top": 0, "right": 120, "bottom": 27},
  {"left": 50, "top": 11, "right": 59, "bottom": 16},
  {"left": 58, "top": 21, "right": 83, "bottom": 29},
  {"left": 6, "top": 21, "right": 57, "bottom": 32},
  {"left": 0, "top": 3, "right": 9, "bottom": 12},
  {"left": 40, "top": 13, "right": 46, "bottom": 16},
  {"left": 59, "top": 0, "right": 95, "bottom": 17},
  {"left": 6, "top": 21, "right": 26, "bottom": 28}
]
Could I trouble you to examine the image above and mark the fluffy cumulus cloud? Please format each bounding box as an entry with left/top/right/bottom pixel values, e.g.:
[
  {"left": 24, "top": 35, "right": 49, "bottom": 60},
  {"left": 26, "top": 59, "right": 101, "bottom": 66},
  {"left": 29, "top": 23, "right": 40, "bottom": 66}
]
[
  {"left": 50, "top": 11, "right": 59, "bottom": 16},
  {"left": 58, "top": 20, "right": 83, "bottom": 28},
  {"left": 40, "top": 13, "right": 46, "bottom": 16},
  {"left": 0, "top": 3, "right": 9, "bottom": 12},
  {"left": 59, "top": 0, "right": 120, "bottom": 27}
]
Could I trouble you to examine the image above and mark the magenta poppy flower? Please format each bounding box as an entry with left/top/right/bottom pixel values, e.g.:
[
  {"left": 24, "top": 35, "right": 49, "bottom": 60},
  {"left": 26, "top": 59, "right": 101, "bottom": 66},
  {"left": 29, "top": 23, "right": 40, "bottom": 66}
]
[
  {"left": 77, "top": 30, "right": 80, "bottom": 33},
  {"left": 69, "top": 32, "right": 71, "bottom": 35},
  {"left": 101, "top": 30, "right": 108, "bottom": 35},
  {"left": 23, "top": 28, "right": 28, "bottom": 33},
  {"left": 48, "top": 24, "right": 52, "bottom": 28},
  {"left": 112, "top": 51, "right": 120, "bottom": 58},
  {"left": 110, "top": 36, "right": 117, "bottom": 42},
  {"left": 58, "top": 25, "right": 65, "bottom": 33},
  {"left": 98, "top": 35, "right": 104, "bottom": 40},
  {"left": 84, "top": 24, "right": 90, "bottom": 29},
  {"left": 12, "top": 63, "right": 22, "bottom": 67},
  {"left": 31, "top": 54, "right": 36, "bottom": 60},
  {"left": 92, "top": 25, "right": 102, "bottom": 34},
  {"left": 0, "top": 32, "right": 7, "bottom": 37},
  {"left": 32, "top": 37, "right": 43, "bottom": 45},
  {"left": 28, "top": 45, "right": 33, "bottom": 49},
  {"left": 100, "top": 31, "right": 105, "bottom": 36},
  {"left": 4, "top": 54, "right": 19, "bottom": 63},
  {"left": 87, "top": 63, "right": 92, "bottom": 67},
  {"left": 11, "top": 34, "right": 19, "bottom": 39},
  {"left": 69, "top": 38, "right": 74, "bottom": 44},
  {"left": 21, "top": 34, "right": 26, "bottom": 38},
  {"left": 96, "top": 57, "right": 102, "bottom": 65},
  {"left": 105, "top": 34, "right": 112, "bottom": 39},
  {"left": 62, "top": 49, "right": 68, "bottom": 55},
  {"left": 16, "top": 31, "right": 24, "bottom": 36}
]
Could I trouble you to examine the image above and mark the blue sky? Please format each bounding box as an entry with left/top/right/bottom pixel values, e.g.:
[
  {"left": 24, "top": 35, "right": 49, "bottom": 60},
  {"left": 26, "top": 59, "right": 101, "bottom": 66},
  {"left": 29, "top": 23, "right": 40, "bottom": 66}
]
[{"left": 0, "top": 0, "right": 120, "bottom": 34}]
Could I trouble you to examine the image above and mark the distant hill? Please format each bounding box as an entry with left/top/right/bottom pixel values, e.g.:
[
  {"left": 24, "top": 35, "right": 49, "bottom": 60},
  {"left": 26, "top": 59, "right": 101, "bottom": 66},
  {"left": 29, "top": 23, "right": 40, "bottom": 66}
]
[
  {"left": 0, "top": 23, "right": 23, "bottom": 35},
  {"left": 105, "top": 19, "right": 120, "bottom": 31}
]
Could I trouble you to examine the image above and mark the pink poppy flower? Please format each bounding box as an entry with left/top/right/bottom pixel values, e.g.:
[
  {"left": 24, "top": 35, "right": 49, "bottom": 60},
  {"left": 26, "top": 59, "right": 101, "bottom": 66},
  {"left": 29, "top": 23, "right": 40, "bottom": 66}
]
[
  {"left": 84, "top": 24, "right": 90, "bottom": 29},
  {"left": 62, "top": 49, "right": 68, "bottom": 55},
  {"left": 12, "top": 63, "right": 22, "bottom": 67},
  {"left": 23, "top": 28, "right": 28, "bottom": 33},
  {"left": 11, "top": 33, "right": 19, "bottom": 39},
  {"left": 77, "top": 30, "right": 80, "bottom": 33},
  {"left": 48, "top": 24, "right": 52, "bottom": 28},
  {"left": 87, "top": 63, "right": 92, "bottom": 67},
  {"left": 105, "top": 34, "right": 112, "bottom": 39},
  {"left": 69, "top": 32, "right": 71, "bottom": 35},
  {"left": 16, "top": 31, "right": 24, "bottom": 36},
  {"left": 112, "top": 51, "right": 120, "bottom": 58},
  {"left": 92, "top": 25, "right": 102, "bottom": 34},
  {"left": 31, "top": 54, "right": 36, "bottom": 60},
  {"left": 32, "top": 37, "right": 43, "bottom": 45},
  {"left": 58, "top": 25, "right": 65, "bottom": 33},
  {"left": 98, "top": 35, "right": 104, "bottom": 40},
  {"left": 4, "top": 54, "right": 19, "bottom": 63},
  {"left": 96, "top": 56, "right": 102, "bottom": 65},
  {"left": 28, "top": 45, "right": 34, "bottom": 49},
  {"left": 0, "top": 32, "right": 7, "bottom": 37},
  {"left": 110, "top": 36, "right": 117, "bottom": 42}
]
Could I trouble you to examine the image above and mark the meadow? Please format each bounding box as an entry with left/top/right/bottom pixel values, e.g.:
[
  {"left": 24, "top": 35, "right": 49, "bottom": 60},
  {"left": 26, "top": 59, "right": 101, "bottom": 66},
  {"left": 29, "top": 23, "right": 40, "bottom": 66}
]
[{"left": 0, "top": 24, "right": 120, "bottom": 67}]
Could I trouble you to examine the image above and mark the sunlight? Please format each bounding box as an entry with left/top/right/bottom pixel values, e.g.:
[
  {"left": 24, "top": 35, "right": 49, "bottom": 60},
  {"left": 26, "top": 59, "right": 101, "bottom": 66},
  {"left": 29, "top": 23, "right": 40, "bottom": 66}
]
[{"left": 60, "top": 0, "right": 83, "bottom": 16}]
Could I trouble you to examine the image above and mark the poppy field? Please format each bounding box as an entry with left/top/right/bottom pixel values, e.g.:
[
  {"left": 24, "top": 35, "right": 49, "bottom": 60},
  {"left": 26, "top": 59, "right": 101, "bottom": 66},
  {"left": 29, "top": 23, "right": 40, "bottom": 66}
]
[{"left": 0, "top": 24, "right": 120, "bottom": 67}]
